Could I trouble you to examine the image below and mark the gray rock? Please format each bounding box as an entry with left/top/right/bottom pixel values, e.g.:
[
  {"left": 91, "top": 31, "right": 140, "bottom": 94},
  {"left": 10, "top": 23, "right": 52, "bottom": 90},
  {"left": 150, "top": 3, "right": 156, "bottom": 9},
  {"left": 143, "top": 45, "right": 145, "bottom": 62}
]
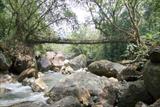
[
  {"left": 88, "top": 60, "right": 126, "bottom": 78},
  {"left": 18, "top": 68, "right": 38, "bottom": 82},
  {"left": 69, "top": 54, "right": 87, "bottom": 70},
  {"left": 37, "top": 52, "right": 65, "bottom": 72},
  {"left": 117, "top": 80, "right": 153, "bottom": 107},
  {"left": 0, "top": 51, "right": 11, "bottom": 71},
  {"left": 51, "top": 52, "right": 65, "bottom": 67},
  {"left": 143, "top": 61, "right": 160, "bottom": 100},
  {"left": 149, "top": 46, "right": 160, "bottom": 63},
  {"left": 37, "top": 56, "right": 52, "bottom": 71},
  {"left": 46, "top": 52, "right": 56, "bottom": 60},
  {"left": 50, "top": 96, "right": 81, "bottom": 107},
  {"left": 120, "top": 66, "right": 142, "bottom": 81},
  {"left": 31, "top": 78, "right": 48, "bottom": 92},
  {"left": 46, "top": 72, "right": 121, "bottom": 107}
]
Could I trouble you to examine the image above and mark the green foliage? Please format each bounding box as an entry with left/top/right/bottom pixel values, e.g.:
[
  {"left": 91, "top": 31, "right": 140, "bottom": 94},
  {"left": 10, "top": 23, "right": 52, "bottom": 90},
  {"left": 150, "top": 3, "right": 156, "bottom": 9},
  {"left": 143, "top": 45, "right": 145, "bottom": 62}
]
[
  {"left": 0, "top": 0, "right": 4, "bottom": 12},
  {"left": 0, "top": 0, "right": 159, "bottom": 62},
  {"left": 141, "top": 0, "right": 160, "bottom": 35},
  {"left": 0, "top": 1, "right": 10, "bottom": 41},
  {"left": 143, "top": 32, "right": 160, "bottom": 45},
  {"left": 78, "top": 0, "right": 159, "bottom": 60},
  {"left": 68, "top": 25, "right": 105, "bottom": 60},
  {"left": 0, "top": 0, "right": 77, "bottom": 43},
  {"left": 122, "top": 43, "right": 138, "bottom": 59},
  {"left": 122, "top": 43, "right": 148, "bottom": 60}
]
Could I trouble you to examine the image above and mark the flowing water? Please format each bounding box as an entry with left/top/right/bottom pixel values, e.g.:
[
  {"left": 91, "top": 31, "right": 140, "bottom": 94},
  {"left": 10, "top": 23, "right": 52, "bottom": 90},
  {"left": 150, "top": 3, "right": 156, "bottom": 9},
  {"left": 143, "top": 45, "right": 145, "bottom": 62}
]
[
  {"left": 0, "top": 82, "right": 47, "bottom": 107},
  {"left": 0, "top": 71, "right": 67, "bottom": 107}
]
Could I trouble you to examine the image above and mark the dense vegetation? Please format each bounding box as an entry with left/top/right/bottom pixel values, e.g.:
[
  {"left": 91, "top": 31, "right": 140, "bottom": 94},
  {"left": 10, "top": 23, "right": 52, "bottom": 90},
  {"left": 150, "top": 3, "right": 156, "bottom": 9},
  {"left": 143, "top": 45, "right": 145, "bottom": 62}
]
[{"left": 0, "top": 0, "right": 159, "bottom": 61}]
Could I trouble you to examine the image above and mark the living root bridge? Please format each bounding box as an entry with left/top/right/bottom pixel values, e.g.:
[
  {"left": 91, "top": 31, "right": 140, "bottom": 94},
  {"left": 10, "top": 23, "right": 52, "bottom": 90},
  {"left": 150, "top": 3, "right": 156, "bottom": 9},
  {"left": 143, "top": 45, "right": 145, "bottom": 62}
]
[{"left": 27, "top": 38, "right": 134, "bottom": 44}]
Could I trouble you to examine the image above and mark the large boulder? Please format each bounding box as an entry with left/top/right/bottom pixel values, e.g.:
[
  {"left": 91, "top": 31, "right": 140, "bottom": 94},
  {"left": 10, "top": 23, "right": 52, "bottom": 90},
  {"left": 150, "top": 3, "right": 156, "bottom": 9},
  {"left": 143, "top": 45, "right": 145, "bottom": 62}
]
[
  {"left": 37, "top": 56, "right": 52, "bottom": 71},
  {"left": 46, "top": 72, "right": 121, "bottom": 107},
  {"left": 88, "top": 60, "right": 126, "bottom": 78},
  {"left": 31, "top": 78, "right": 48, "bottom": 92},
  {"left": 143, "top": 61, "right": 160, "bottom": 100},
  {"left": 51, "top": 52, "right": 65, "bottom": 68},
  {"left": 46, "top": 51, "right": 56, "bottom": 60},
  {"left": 37, "top": 52, "right": 65, "bottom": 72},
  {"left": 69, "top": 54, "right": 87, "bottom": 70},
  {"left": 149, "top": 46, "right": 160, "bottom": 63},
  {"left": 117, "top": 80, "right": 154, "bottom": 107},
  {"left": 18, "top": 68, "right": 38, "bottom": 82},
  {"left": 0, "top": 51, "right": 11, "bottom": 71}
]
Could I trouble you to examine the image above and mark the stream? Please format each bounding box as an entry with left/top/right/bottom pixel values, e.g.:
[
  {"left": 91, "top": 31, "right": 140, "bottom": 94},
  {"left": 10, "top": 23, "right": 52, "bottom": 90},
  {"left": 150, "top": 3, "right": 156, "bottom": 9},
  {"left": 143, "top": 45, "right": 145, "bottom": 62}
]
[{"left": 0, "top": 71, "right": 67, "bottom": 107}]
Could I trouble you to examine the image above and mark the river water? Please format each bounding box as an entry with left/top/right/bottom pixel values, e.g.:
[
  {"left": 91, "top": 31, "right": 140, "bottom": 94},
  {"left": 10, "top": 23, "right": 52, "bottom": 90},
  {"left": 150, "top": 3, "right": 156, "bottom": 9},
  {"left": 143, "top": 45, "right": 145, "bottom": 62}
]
[{"left": 0, "top": 71, "right": 67, "bottom": 107}]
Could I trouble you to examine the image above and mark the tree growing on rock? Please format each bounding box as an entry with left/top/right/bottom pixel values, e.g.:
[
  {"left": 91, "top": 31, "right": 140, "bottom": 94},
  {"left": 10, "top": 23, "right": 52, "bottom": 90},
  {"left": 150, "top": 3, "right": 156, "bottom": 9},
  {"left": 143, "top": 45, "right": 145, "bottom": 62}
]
[{"left": 1, "top": 0, "right": 77, "bottom": 77}]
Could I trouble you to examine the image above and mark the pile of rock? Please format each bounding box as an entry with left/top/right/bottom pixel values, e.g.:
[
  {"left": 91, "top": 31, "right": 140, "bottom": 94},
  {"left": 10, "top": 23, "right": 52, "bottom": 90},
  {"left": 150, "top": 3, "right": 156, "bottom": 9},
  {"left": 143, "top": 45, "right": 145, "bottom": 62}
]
[
  {"left": 28, "top": 71, "right": 154, "bottom": 107},
  {"left": 37, "top": 53, "right": 87, "bottom": 73},
  {"left": 37, "top": 51, "right": 65, "bottom": 72},
  {"left": 3, "top": 46, "right": 160, "bottom": 107},
  {"left": 88, "top": 60, "right": 142, "bottom": 81},
  {"left": 69, "top": 54, "right": 87, "bottom": 70}
]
